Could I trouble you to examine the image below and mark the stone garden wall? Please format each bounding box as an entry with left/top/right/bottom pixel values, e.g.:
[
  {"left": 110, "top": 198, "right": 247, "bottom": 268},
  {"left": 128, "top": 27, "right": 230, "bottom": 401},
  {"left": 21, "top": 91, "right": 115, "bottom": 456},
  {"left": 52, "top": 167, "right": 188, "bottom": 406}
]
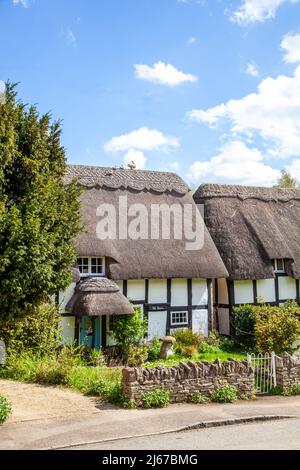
[
  {"left": 275, "top": 353, "right": 300, "bottom": 390},
  {"left": 122, "top": 359, "right": 254, "bottom": 405}
]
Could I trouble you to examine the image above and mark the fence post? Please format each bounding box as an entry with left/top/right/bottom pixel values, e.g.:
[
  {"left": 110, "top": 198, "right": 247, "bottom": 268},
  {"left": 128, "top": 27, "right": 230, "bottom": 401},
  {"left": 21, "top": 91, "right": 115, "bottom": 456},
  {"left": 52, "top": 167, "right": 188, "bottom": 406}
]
[{"left": 271, "top": 351, "right": 277, "bottom": 387}]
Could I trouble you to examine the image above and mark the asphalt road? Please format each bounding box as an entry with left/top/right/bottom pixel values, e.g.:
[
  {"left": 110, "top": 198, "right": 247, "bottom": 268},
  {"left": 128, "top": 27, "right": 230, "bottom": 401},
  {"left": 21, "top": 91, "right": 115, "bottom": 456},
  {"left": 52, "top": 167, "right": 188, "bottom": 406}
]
[{"left": 71, "top": 418, "right": 300, "bottom": 450}]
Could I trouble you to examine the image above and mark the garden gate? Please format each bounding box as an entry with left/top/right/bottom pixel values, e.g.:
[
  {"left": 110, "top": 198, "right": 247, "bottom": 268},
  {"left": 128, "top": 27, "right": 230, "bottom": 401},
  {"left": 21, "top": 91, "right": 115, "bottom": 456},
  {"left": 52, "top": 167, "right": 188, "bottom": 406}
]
[{"left": 247, "top": 352, "right": 277, "bottom": 394}]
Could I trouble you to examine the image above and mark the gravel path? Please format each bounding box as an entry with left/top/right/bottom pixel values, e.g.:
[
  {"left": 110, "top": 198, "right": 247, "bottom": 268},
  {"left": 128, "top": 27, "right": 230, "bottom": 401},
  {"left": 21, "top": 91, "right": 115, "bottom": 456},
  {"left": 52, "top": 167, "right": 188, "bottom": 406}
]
[{"left": 0, "top": 380, "right": 102, "bottom": 423}]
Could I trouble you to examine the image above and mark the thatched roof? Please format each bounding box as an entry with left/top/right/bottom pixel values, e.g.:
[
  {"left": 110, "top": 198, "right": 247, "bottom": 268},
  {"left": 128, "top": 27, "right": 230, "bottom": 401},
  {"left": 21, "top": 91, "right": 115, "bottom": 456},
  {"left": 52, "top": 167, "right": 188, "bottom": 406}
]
[
  {"left": 194, "top": 184, "right": 300, "bottom": 280},
  {"left": 66, "top": 277, "right": 134, "bottom": 317},
  {"left": 66, "top": 165, "right": 228, "bottom": 280}
]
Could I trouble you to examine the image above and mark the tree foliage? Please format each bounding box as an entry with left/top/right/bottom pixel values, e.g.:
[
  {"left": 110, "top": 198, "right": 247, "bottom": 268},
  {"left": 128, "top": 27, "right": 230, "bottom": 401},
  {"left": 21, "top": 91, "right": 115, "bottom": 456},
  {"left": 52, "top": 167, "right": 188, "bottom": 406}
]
[
  {"left": 0, "top": 83, "right": 82, "bottom": 320},
  {"left": 274, "top": 170, "right": 299, "bottom": 189}
]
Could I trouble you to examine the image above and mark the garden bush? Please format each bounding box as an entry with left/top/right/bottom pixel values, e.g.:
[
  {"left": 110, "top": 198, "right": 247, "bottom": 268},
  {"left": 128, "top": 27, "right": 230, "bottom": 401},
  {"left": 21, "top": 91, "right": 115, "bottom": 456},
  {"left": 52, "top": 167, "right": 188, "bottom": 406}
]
[
  {"left": 127, "top": 345, "right": 148, "bottom": 367},
  {"left": 211, "top": 385, "right": 238, "bottom": 403},
  {"left": 283, "top": 382, "right": 300, "bottom": 396},
  {"left": 142, "top": 389, "right": 170, "bottom": 409},
  {"left": 232, "top": 303, "right": 300, "bottom": 353},
  {"left": 0, "top": 303, "right": 61, "bottom": 356},
  {"left": 146, "top": 338, "right": 161, "bottom": 361},
  {"left": 231, "top": 305, "right": 256, "bottom": 349},
  {"left": 254, "top": 305, "right": 300, "bottom": 354},
  {"left": 181, "top": 345, "right": 198, "bottom": 357},
  {"left": 109, "top": 307, "right": 147, "bottom": 363},
  {"left": 173, "top": 329, "right": 204, "bottom": 354},
  {"left": 0, "top": 394, "right": 12, "bottom": 424},
  {"left": 189, "top": 391, "right": 209, "bottom": 404}
]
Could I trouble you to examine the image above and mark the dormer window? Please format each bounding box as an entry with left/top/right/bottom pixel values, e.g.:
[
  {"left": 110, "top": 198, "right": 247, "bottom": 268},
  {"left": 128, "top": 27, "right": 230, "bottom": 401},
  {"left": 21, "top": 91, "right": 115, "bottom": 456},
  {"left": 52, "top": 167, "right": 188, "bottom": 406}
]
[
  {"left": 273, "top": 259, "right": 285, "bottom": 273},
  {"left": 77, "top": 257, "right": 105, "bottom": 276}
]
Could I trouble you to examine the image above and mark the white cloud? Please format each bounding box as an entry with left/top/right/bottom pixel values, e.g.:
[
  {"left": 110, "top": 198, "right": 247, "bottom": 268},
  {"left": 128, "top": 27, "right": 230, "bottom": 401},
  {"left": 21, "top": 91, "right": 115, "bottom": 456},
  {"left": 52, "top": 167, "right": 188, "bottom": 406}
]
[
  {"left": 281, "top": 33, "right": 300, "bottom": 63},
  {"left": 188, "top": 64, "right": 300, "bottom": 157},
  {"left": 13, "top": 0, "right": 28, "bottom": 6},
  {"left": 287, "top": 158, "right": 300, "bottom": 179},
  {"left": 66, "top": 28, "right": 76, "bottom": 45},
  {"left": 104, "top": 127, "right": 180, "bottom": 153},
  {"left": 187, "top": 37, "right": 197, "bottom": 46},
  {"left": 134, "top": 61, "right": 198, "bottom": 87},
  {"left": 245, "top": 62, "right": 259, "bottom": 77},
  {"left": 0, "top": 81, "right": 5, "bottom": 104},
  {"left": 187, "top": 141, "right": 280, "bottom": 186},
  {"left": 231, "top": 0, "right": 299, "bottom": 25},
  {"left": 123, "top": 149, "right": 147, "bottom": 170}
]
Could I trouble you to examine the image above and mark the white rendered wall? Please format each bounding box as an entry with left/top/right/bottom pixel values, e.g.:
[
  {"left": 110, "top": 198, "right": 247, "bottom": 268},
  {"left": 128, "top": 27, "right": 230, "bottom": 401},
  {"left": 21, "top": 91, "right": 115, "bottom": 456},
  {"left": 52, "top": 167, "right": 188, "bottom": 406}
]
[
  {"left": 171, "top": 279, "right": 188, "bottom": 306},
  {"left": 60, "top": 317, "right": 75, "bottom": 345},
  {"left": 257, "top": 279, "right": 276, "bottom": 303},
  {"left": 278, "top": 276, "right": 297, "bottom": 300},
  {"left": 192, "top": 310, "right": 208, "bottom": 336},
  {"left": 148, "top": 279, "right": 167, "bottom": 304},
  {"left": 59, "top": 283, "right": 76, "bottom": 313},
  {"left": 234, "top": 281, "right": 254, "bottom": 304},
  {"left": 148, "top": 311, "right": 167, "bottom": 340},
  {"left": 127, "top": 280, "right": 145, "bottom": 301},
  {"left": 192, "top": 279, "right": 208, "bottom": 306}
]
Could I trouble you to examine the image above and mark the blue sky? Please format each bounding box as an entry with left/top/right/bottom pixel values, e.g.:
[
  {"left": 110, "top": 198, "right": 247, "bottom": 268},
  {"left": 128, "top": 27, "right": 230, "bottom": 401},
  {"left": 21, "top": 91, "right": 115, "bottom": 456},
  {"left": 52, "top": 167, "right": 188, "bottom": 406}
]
[{"left": 1, "top": 0, "right": 300, "bottom": 186}]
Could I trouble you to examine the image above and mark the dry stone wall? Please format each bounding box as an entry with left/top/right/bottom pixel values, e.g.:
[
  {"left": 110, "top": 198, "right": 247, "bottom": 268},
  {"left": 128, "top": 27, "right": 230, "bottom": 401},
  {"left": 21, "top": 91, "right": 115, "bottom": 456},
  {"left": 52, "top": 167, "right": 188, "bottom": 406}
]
[
  {"left": 122, "top": 359, "right": 254, "bottom": 405},
  {"left": 275, "top": 353, "right": 300, "bottom": 390}
]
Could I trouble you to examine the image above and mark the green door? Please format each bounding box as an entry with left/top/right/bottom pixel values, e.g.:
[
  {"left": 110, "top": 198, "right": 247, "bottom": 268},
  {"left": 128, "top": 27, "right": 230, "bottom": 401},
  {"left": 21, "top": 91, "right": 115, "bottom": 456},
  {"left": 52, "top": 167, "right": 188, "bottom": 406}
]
[{"left": 79, "top": 317, "right": 101, "bottom": 349}]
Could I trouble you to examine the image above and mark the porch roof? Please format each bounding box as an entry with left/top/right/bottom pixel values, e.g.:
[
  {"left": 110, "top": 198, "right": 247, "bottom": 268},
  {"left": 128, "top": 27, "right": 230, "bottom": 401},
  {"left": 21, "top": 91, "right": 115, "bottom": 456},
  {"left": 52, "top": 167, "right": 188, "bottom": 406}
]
[{"left": 66, "top": 277, "right": 134, "bottom": 317}]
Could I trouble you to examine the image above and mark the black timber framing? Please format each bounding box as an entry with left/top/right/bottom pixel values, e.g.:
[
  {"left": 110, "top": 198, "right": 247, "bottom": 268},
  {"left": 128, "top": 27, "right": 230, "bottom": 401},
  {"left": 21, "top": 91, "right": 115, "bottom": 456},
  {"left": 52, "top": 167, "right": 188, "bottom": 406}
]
[
  {"left": 188, "top": 279, "right": 193, "bottom": 329},
  {"left": 207, "top": 279, "right": 213, "bottom": 331},
  {"left": 166, "top": 279, "right": 172, "bottom": 335}
]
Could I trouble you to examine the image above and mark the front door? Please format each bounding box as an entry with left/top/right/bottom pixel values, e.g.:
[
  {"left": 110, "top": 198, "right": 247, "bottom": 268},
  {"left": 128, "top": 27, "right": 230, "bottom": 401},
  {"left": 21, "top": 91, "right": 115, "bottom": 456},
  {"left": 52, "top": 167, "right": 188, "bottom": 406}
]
[{"left": 79, "top": 317, "right": 101, "bottom": 349}]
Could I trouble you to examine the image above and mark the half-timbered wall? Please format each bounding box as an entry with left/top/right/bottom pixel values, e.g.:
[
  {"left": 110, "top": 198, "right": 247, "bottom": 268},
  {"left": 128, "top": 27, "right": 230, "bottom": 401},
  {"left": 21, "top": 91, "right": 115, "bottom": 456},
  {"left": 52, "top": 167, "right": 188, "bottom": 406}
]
[
  {"left": 59, "top": 277, "right": 212, "bottom": 346},
  {"left": 215, "top": 274, "right": 300, "bottom": 336}
]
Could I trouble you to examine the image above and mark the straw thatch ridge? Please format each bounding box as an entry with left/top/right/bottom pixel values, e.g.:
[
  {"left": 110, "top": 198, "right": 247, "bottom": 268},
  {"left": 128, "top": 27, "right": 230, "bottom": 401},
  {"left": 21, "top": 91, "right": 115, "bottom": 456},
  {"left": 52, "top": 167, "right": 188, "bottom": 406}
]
[
  {"left": 194, "top": 184, "right": 300, "bottom": 280},
  {"left": 66, "top": 165, "right": 190, "bottom": 195},
  {"left": 66, "top": 277, "right": 134, "bottom": 317},
  {"left": 67, "top": 165, "right": 228, "bottom": 280}
]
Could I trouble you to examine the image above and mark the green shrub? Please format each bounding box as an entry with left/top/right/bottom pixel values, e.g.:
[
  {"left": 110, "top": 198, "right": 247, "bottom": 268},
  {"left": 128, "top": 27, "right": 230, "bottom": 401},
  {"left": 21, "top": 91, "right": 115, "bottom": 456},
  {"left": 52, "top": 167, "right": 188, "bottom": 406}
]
[
  {"left": 142, "top": 389, "right": 170, "bottom": 408},
  {"left": 211, "top": 385, "right": 238, "bottom": 403},
  {"left": 146, "top": 338, "right": 161, "bottom": 361},
  {"left": 269, "top": 386, "right": 284, "bottom": 396},
  {"left": 127, "top": 345, "right": 148, "bottom": 367},
  {"left": 189, "top": 391, "right": 209, "bottom": 404},
  {"left": 231, "top": 305, "right": 256, "bottom": 349},
  {"left": 109, "top": 307, "right": 148, "bottom": 362},
  {"left": 206, "top": 331, "right": 220, "bottom": 346},
  {"left": 254, "top": 305, "right": 300, "bottom": 354},
  {"left": 232, "top": 303, "right": 300, "bottom": 353},
  {"left": 174, "top": 329, "right": 204, "bottom": 355},
  {"left": 0, "top": 394, "right": 12, "bottom": 424},
  {"left": 181, "top": 345, "right": 198, "bottom": 357},
  {"left": 283, "top": 382, "right": 300, "bottom": 396},
  {"left": 0, "top": 304, "right": 61, "bottom": 356}
]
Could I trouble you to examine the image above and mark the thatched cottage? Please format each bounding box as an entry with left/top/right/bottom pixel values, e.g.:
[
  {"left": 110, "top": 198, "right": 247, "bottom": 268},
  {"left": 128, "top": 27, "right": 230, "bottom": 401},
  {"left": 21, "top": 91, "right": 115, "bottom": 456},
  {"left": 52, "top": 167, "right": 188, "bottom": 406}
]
[
  {"left": 194, "top": 184, "right": 300, "bottom": 335},
  {"left": 59, "top": 166, "right": 228, "bottom": 348}
]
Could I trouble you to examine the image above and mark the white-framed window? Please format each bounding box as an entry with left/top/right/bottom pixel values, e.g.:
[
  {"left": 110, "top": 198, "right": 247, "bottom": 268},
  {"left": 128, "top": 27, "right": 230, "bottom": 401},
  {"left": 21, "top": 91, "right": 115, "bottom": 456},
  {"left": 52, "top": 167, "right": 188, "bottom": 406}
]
[
  {"left": 171, "top": 311, "right": 188, "bottom": 327},
  {"left": 77, "top": 257, "right": 105, "bottom": 276},
  {"left": 273, "top": 259, "right": 285, "bottom": 273}
]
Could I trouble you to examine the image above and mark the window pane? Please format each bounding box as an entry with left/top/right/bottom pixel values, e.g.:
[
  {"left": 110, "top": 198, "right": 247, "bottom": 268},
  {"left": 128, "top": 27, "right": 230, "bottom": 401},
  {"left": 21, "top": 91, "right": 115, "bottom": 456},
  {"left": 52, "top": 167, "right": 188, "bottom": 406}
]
[
  {"left": 277, "top": 259, "right": 284, "bottom": 271},
  {"left": 171, "top": 311, "right": 188, "bottom": 325}
]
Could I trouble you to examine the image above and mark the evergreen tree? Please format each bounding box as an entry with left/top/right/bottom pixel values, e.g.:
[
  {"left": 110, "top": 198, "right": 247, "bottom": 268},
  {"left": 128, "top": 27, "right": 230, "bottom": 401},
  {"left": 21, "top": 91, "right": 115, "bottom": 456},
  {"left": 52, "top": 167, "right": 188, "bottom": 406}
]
[{"left": 0, "top": 83, "right": 82, "bottom": 320}]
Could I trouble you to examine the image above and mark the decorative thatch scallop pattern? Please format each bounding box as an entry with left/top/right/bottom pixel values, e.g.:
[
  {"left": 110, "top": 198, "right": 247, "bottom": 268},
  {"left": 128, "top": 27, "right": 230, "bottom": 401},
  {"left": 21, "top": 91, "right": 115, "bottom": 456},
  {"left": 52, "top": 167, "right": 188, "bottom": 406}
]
[
  {"left": 65, "top": 165, "right": 189, "bottom": 195},
  {"left": 195, "top": 184, "right": 300, "bottom": 280}
]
